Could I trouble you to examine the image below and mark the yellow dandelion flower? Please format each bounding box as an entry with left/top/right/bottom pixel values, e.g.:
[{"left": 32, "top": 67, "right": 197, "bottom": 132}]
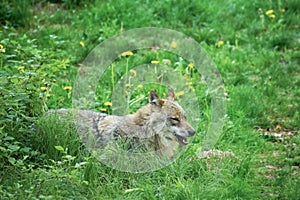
[
  {"left": 63, "top": 86, "right": 72, "bottom": 91},
  {"left": 151, "top": 60, "right": 159, "bottom": 64},
  {"left": 265, "top": 10, "right": 274, "bottom": 15},
  {"left": 46, "top": 93, "right": 51, "bottom": 97},
  {"left": 130, "top": 69, "right": 137, "bottom": 76},
  {"left": 188, "top": 63, "right": 194, "bottom": 69},
  {"left": 121, "top": 51, "right": 133, "bottom": 57},
  {"left": 137, "top": 84, "right": 143, "bottom": 89},
  {"left": 79, "top": 41, "right": 85, "bottom": 47},
  {"left": 0, "top": 44, "right": 4, "bottom": 53},
  {"left": 104, "top": 102, "right": 112, "bottom": 106},
  {"left": 18, "top": 66, "right": 25, "bottom": 70},
  {"left": 176, "top": 91, "right": 184, "bottom": 97},
  {"left": 269, "top": 14, "right": 276, "bottom": 19},
  {"left": 41, "top": 86, "right": 47, "bottom": 91},
  {"left": 217, "top": 40, "right": 224, "bottom": 48},
  {"left": 171, "top": 41, "right": 177, "bottom": 48},
  {"left": 100, "top": 108, "right": 107, "bottom": 112}
]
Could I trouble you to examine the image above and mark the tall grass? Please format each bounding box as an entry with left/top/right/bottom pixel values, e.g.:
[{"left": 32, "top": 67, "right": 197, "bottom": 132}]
[{"left": 0, "top": 0, "right": 299, "bottom": 199}]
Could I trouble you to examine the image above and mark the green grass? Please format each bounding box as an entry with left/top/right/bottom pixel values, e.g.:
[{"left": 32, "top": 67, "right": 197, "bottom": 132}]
[{"left": 1, "top": 0, "right": 299, "bottom": 199}]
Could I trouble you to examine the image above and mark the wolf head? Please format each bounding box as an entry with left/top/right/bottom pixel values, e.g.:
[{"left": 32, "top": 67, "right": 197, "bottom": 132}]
[{"left": 148, "top": 89, "right": 195, "bottom": 146}]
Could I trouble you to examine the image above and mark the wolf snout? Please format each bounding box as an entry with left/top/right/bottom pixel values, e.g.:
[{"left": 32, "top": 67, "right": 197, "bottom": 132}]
[{"left": 188, "top": 128, "right": 195, "bottom": 136}]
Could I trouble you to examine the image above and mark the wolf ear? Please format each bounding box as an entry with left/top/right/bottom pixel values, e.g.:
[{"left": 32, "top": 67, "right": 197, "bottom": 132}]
[
  {"left": 149, "top": 90, "right": 164, "bottom": 106},
  {"left": 166, "top": 88, "right": 176, "bottom": 101}
]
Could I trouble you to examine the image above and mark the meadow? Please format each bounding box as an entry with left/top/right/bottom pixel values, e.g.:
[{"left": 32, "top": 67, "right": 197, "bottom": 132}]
[{"left": 0, "top": 0, "right": 299, "bottom": 199}]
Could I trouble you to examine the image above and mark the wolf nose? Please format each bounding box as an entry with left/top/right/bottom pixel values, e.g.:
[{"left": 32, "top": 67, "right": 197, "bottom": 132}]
[{"left": 188, "top": 129, "right": 195, "bottom": 136}]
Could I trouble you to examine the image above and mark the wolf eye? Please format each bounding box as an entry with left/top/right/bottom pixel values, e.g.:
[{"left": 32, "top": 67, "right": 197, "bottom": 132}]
[
  {"left": 170, "top": 117, "right": 179, "bottom": 124},
  {"left": 170, "top": 117, "right": 179, "bottom": 121}
]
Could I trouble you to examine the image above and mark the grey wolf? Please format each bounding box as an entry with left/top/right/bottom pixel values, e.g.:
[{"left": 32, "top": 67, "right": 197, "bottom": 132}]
[{"left": 47, "top": 89, "right": 195, "bottom": 157}]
